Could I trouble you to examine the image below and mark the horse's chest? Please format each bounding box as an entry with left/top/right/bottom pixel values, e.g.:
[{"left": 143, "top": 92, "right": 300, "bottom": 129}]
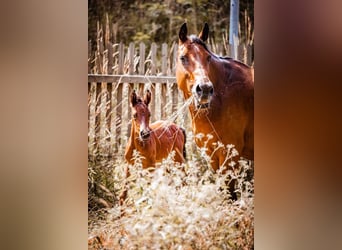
[
  {"left": 191, "top": 110, "right": 238, "bottom": 144},
  {"left": 192, "top": 112, "right": 221, "bottom": 132}
]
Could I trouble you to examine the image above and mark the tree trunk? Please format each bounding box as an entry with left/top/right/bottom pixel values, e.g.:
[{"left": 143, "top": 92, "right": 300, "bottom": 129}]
[{"left": 229, "top": 0, "right": 239, "bottom": 59}]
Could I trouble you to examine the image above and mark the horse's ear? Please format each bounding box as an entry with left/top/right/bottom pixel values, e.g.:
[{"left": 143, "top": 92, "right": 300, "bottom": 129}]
[
  {"left": 179, "top": 23, "right": 188, "bottom": 43},
  {"left": 131, "top": 90, "right": 138, "bottom": 107},
  {"left": 198, "top": 23, "right": 209, "bottom": 42},
  {"left": 144, "top": 90, "right": 151, "bottom": 106}
]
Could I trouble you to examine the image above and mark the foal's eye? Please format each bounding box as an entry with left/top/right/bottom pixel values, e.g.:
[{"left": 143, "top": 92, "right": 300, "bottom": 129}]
[{"left": 133, "top": 113, "right": 137, "bottom": 119}]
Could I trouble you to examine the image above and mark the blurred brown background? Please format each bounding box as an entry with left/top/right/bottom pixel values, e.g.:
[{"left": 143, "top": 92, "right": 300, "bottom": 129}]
[{"left": 0, "top": 0, "right": 342, "bottom": 249}]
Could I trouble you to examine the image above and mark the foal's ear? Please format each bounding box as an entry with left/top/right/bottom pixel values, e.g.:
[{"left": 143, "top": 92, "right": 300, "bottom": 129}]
[
  {"left": 198, "top": 23, "right": 209, "bottom": 42},
  {"left": 131, "top": 90, "right": 138, "bottom": 107},
  {"left": 144, "top": 90, "right": 151, "bottom": 106},
  {"left": 179, "top": 23, "right": 188, "bottom": 43}
]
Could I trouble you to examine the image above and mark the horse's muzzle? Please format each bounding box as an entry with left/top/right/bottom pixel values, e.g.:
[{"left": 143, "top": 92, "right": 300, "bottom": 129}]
[{"left": 194, "top": 82, "right": 213, "bottom": 108}]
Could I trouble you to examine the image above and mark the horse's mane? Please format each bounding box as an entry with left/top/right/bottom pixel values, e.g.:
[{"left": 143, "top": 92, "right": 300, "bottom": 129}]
[
  {"left": 219, "top": 56, "right": 251, "bottom": 69},
  {"left": 189, "top": 35, "right": 251, "bottom": 69}
]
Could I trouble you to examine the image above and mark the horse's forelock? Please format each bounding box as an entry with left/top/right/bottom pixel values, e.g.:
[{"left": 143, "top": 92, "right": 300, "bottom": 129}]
[{"left": 189, "top": 35, "right": 209, "bottom": 52}]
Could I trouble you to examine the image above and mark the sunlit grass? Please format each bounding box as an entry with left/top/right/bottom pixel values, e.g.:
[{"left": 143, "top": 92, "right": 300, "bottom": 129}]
[{"left": 88, "top": 145, "right": 254, "bottom": 249}]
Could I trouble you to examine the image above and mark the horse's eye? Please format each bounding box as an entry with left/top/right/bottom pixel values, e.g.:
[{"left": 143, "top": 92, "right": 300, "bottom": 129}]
[
  {"left": 207, "top": 55, "right": 211, "bottom": 62},
  {"left": 133, "top": 113, "right": 137, "bottom": 119},
  {"left": 180, "top": 55, "right": 187, "bottom": 64}
]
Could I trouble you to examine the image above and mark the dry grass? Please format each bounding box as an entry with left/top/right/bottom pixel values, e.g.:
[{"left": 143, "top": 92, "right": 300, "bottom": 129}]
[{"left": 88, "top": 145, "right": 254, "bottom": 249}]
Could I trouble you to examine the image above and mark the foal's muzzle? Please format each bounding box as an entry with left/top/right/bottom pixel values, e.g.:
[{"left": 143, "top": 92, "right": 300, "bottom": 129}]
[
  {"left": 193, "top": 82, "right": 214, "bottom": 109},
  {"left": 140, "top": 130, "right": 150, "bottom": 140}
]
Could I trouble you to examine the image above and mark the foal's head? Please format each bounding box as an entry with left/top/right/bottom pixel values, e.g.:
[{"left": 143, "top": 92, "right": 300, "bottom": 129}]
[
  {"left": 176, "top": 23, "right": 214, "bottom": 109},
  {"left": 130, "top": 90, "right": 152, "bottom": 140}
]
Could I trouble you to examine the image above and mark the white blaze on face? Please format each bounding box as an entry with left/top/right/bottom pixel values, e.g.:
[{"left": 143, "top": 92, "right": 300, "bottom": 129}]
[
  {"left": 191, "top": 65, "right": 212, "bottom": 96},
  {"left": 191, "top": 54, "right": 213, "bottom": 106},
  {"left": 139, "top": 116, "right": 148, "bottom": 134},
  {"left": 137, "top": 110, "right": 151, "bottom": 140}
]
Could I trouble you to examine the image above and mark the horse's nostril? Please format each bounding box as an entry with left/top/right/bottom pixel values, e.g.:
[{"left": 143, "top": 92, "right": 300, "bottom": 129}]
[
  {"left": 209, "top": 87, "right": 214, "bottom": 95},
  {"left": 196, "top": 84, "right": 202, "bottom": 94},
  {"left": 196, "top": 83, "right": 213, "bottom": 96}
]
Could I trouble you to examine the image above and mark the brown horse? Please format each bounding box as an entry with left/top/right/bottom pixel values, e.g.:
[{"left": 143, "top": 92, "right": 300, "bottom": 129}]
[
  {"left": 176, "top": 23, "right": 254, "bottom": 173},
  {"left": 125, "top": 90, "right": 186, "bottom": 168},
  {"left": 120, "top": 90, "right": 186, "bottom": 205}
]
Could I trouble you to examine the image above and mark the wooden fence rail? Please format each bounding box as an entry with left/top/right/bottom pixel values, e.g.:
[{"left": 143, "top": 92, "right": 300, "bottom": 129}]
[{"left": 88, "top": 41, "right": 253, "bottom": 158}]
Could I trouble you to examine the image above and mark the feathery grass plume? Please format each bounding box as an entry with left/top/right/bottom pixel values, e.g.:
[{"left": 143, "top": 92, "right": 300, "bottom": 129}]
[{"left": 89, "top": 142, "right": 254, "bottom": 249}]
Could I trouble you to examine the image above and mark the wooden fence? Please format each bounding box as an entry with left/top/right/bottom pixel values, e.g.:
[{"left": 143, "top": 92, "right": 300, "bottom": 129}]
[{"left": 88, "top": 41, "right": 253, "bottom": 158}]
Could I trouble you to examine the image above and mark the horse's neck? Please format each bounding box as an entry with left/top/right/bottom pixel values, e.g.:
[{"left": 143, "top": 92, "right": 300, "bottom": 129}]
[{"left": 220, "top": 59, "right": 253, "bottom": 85}]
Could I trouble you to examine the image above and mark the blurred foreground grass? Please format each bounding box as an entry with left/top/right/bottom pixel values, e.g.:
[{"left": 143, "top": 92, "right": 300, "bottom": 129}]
[{"left": 88, "top": 146, "right": 254, "bottom": 249}]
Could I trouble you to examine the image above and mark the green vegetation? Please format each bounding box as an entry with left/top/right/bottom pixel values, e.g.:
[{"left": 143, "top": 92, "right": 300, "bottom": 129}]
[{"left": 88, "top": 0, "right": 254, "bottom": 46}]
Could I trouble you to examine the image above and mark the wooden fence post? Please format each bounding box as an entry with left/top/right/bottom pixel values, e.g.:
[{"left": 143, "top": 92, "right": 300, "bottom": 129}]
[
  {"left": 120, "top": 82, "right": 130, "bottom": 154},
  {"left": 161, "top": 43, "right": 169, "bottom": 119},
  {"left": 139, "top": 42, "right": 146, "bottom": 94},
  {"left": 151, "top": 42, "right": 158, "bottom": 120},
  {"left": 118, "top": 42, "right": 124, "bottom": 75},
  {"left": 99, "top": 81, "right": 108, "bottom": 156},
  {"left": 88, "top": 82, "right": 97, "bottom": 155},
  {"left": 161, "top": 43, "right": 167, "bottom": 75},
  {"left": 88, "top": 41, "right": 92, "bottom": 73},
  {"left": 139, "top": 42, "right": 145, "bottom": 75},
  {"left": 116, "top": 42, "right": 124, "bottom": 153},
  {"left": 151, "top": 42, "right": 157, "bottom": 75},
  {"left": 107, "top": 42, "right": 113, "bottom": 75},
  {"left": 128, "top": 42, "right": 135, "bottom": 75},
  {"left": 172, "top": 43, "right": 178, "bottom": 75},
  {"left": 110, "top": 83, "right": 118, "bottom": 153}
]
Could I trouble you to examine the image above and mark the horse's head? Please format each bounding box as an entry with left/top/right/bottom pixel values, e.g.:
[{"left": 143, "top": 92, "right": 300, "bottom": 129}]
[
  {"left": 176, "top": 23, "right": 214, "bottom": 109},
  {"left": 130, "top": 90, "right": 152, "bottom": 140}
]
